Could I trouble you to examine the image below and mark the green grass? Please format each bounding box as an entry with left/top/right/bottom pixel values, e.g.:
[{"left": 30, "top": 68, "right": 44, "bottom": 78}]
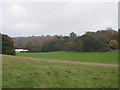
[
  {"left": 2, "top": 55, "right": 118, "bottom": 88},
  {"left": 17, "top": 51, "right": 118, "bottom": 64}
]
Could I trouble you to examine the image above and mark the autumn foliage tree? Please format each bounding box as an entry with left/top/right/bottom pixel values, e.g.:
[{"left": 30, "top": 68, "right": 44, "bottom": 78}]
[
  {"left": 2, "top": 34, "right": 15, "bottom": 55},
  {"left": 13, "top": 28, "right": 118, "bottom": 52},
  {"left": 108, "top": 40, "right": 118, "bottom": 50}
]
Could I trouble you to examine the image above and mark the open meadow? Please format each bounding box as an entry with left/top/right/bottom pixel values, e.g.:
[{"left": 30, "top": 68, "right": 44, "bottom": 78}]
[
  {"left": 2, "top": 51, "right": 119, "bottom": 88},
  {"left": 17, "top": 51, "right": 118, "bottom": 64},
  {"left": 1, "top": 1, "right": 119, "bottom": 88}
]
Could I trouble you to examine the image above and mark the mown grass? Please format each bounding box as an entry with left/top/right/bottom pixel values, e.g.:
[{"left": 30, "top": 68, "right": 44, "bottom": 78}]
[
  {"left": 17, "top": 51, "right": 118, "bottom": 64},
  {"left": 2, "top": 55, "right": 118, "bottom": 88}
]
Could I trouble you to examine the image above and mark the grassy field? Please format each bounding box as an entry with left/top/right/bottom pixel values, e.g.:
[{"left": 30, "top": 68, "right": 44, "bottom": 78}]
[
  {"left": 17, "top": 51, "right": 118, "bottom": 64},
  {"left": 2, "top": 55, "right": 118, "bottom": 88}
]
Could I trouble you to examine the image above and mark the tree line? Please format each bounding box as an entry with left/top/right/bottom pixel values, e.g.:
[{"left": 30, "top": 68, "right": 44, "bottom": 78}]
[
  {"left": 13, "top": 28, "right": 119, "bottom": 53},
  {"left": 1, "top": 28, "right": 119, "bottom": 55}
]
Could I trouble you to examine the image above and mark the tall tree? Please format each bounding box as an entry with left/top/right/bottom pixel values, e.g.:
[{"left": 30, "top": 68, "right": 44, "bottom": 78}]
[
  {"left": 2, "top": 34, "right": 15, "bottom": 55},
  {"left": 70, "top": 32, "right": 77, "bottom": 41}
]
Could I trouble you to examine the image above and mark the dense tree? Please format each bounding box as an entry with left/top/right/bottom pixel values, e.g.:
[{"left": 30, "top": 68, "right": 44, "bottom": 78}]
[
  {"left": 118, "top": 29, "right": 120, "bottom": 50},
  {"left": 70, "top": 32, "right": 77, "bottom": 41},
  {"left": 79, "top": 32, "right": 95, "bottom": 52},
  {"left": 108, "top": 40, "right": 118, "bottom": 50},
  {"left": 2, "top": 34, "right": 15, "bottom": 55},
  {"left": 93, "top": 38, "right": 108, "bottom": 51},
  {"left": 13, "top": 29, "right": 118, "bottom": 52}
]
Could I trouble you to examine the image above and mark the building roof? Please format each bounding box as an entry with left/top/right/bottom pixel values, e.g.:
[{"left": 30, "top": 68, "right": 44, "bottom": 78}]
[{"left": 15, "top": 49, "right": 28, "bottom": 52}]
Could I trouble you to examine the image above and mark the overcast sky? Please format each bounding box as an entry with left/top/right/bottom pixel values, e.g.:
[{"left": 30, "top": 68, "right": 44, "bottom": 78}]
[{"left": 1, "top": 2, "right": 118, "bottom": 37}]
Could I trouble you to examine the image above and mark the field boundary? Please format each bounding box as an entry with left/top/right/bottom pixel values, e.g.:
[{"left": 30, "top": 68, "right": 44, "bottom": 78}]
[{"left": 3, "top": 55, "right": 118, "bottom": 68}]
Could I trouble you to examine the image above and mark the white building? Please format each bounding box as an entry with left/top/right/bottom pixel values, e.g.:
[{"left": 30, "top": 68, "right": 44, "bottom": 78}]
[{"left": 15, "top": 49, "right": 28, "bottom": 53}]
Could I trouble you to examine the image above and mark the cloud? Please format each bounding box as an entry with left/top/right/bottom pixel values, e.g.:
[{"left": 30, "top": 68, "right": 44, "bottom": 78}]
[{"left": 2, "top": 2, "right": 118, "bottom": 37}]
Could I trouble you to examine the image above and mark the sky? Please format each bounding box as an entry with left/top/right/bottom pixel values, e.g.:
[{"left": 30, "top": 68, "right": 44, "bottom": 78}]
[{"left": 1, "top": 2, "right": 118, "bottom": 37}]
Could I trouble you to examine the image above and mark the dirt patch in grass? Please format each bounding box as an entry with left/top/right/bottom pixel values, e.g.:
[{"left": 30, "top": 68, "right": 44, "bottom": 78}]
[{"left": 3, "top": 55, "right": 118, "bottom": 68}]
